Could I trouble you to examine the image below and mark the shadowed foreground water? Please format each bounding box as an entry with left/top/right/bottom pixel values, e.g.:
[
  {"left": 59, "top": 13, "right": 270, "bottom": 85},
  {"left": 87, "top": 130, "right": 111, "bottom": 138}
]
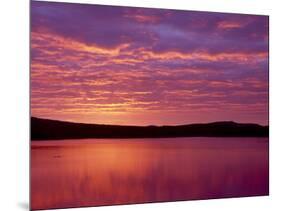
[{"left": 31, "top": 137, "right": 269, "bottom": 210}]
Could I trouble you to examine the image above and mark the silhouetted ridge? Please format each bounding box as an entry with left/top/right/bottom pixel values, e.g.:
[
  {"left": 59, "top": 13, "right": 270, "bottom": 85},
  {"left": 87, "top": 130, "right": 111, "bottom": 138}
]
[{"left": 31, "top": 117, "right": 269, "bottom": 140}]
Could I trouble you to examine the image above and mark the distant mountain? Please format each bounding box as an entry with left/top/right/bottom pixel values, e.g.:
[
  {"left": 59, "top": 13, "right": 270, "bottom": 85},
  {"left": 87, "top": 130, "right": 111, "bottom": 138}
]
[{"left": 31, "top": 117, "right": 269, "bottom": 140}]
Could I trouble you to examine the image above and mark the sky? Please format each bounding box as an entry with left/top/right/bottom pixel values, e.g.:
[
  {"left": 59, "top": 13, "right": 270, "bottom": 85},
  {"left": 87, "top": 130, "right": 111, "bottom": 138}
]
[{"left": 31, "top": 1, "right": 269, "bottom": 126}]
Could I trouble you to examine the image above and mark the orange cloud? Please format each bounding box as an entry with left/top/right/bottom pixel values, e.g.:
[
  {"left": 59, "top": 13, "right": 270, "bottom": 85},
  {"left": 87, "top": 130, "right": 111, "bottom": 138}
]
[
  {"left": 217, "top": 21, "right": 244, "bottom": 29},
  {"left": 140, "top": 49, "right": 268, "bottom": 63},
  {"left": 124, "top": 13, "right": 161, "bottom": 23},
  {"left": 32, "top": 29, "right": 130, "bottom": 57}
]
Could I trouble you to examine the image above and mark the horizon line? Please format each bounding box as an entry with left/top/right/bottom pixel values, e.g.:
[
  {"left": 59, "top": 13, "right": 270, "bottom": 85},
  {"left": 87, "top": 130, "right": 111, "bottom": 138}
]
[{"left": 31, "top": 116, "right": 269, "bottom": 128}]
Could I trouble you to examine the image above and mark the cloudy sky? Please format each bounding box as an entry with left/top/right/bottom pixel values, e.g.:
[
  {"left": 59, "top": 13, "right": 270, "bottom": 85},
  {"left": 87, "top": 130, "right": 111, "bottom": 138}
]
[{"left": 31, "top": 1, "right": 269, "bottom": 126}]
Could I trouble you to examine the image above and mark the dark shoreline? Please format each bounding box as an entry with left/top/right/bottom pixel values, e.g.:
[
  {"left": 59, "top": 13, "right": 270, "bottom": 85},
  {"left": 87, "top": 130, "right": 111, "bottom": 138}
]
[{"left": 31, "top": 117, "right": 269, "bottom": 141}]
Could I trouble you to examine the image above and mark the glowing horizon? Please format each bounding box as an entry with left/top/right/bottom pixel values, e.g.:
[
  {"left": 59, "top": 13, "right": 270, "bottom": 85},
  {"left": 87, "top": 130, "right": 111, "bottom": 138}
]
[{"left": 31, "top": 1, "right": 269, "bottom": 126}]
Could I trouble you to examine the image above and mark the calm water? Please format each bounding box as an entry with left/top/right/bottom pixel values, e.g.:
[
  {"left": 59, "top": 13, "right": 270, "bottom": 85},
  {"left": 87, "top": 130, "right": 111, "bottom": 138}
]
[{"left": 31, "top": 137, "right": 269, "bottom": 210}]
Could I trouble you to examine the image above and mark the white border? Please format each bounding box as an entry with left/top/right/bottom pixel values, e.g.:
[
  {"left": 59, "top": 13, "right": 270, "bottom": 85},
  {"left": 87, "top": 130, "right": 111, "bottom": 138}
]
[
  {"left": 34, "top": 0, "right": 271, "bottom": 15},
  {"left": 1, "top": 0, "right": 280, "bottom": 211}
]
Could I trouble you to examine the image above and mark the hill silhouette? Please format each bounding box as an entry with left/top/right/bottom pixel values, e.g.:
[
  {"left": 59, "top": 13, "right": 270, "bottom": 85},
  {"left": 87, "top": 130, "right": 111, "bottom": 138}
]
[{"left": 31, "top": 117, "right": 269, "bottom": 140}]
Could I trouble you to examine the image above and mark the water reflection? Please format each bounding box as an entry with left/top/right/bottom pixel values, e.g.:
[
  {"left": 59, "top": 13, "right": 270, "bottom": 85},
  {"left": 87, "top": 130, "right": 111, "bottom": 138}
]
[{"left": 31, "top": 137, "right": 269, "bottom": 210}]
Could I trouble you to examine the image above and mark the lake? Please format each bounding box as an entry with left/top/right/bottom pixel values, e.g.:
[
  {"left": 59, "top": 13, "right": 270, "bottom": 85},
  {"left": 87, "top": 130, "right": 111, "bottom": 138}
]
[{"left": 31, "top": 137, "right": 269, "bottom": 210}]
